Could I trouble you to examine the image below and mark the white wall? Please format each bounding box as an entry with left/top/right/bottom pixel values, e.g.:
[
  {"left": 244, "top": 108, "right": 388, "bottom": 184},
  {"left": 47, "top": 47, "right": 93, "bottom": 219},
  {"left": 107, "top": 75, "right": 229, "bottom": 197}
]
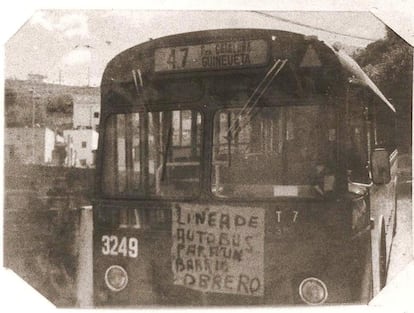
[
  {"left": 44, "top": 128, "right": 56, "bottom": 163},
  {"left": 63, "top": 129, "right": 99, "bottom": 168},
  {"left": 73, "top": 103, "right": 100, "bottom": 130}
]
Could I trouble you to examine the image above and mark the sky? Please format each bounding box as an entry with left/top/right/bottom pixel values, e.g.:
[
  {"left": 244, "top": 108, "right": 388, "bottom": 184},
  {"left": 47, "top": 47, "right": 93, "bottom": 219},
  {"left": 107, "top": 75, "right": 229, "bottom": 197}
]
[{"left": 2, "top": 9, "right": 397, "bottom": 87}]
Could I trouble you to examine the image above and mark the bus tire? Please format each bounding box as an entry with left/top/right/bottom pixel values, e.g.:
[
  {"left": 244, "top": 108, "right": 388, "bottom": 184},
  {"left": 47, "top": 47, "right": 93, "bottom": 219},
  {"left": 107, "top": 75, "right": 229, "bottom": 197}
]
[{"left": 379, "top": 222, "right": 387, "bottom": 290}]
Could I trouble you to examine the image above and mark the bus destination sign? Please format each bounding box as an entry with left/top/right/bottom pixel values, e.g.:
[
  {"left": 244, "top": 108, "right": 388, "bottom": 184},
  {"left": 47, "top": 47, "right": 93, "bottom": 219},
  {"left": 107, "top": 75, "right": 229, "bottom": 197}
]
[{"left": 154, "top": 39, "right": 268, "bottom": 72}]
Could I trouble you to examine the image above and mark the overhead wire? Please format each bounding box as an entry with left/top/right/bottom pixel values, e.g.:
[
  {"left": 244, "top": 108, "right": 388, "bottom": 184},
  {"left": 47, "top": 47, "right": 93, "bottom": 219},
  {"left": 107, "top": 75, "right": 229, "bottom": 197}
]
[{"left": 251, "top": 11, "right": 378, "bottom": 42}]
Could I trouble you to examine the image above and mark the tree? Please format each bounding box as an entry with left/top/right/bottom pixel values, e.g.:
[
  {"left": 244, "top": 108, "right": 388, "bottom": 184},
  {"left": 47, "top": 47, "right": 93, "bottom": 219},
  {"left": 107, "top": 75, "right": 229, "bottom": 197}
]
[
  {"left": 5, "top": 88, "right": 17, "bottom": 109},
  {"left": 5, "top": 87, "right": 48, "bottom": 127},
  {"left": 47, "top": 94, "right": 74, "bottom": 114},
  {"left": 5, "top": 87, "right": 30, "bottom": 127},
  {"left": 355, "top": 27, "right": 413, "bottom": 152}
]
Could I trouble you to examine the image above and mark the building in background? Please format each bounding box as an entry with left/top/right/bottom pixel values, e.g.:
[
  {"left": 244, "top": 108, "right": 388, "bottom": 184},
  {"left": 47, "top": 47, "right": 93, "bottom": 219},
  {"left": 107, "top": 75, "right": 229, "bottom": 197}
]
[
  {"left": 4, "top": 78, "right": 101, "bottom": 168},
  {"left": 62, "top": 93, "right": 100, "bottom": 168},
  {"left": 5, "top": 127, "right": 59, "bottom": 164},
  {"left": 63, "top": 129, "right": 98, "bottom": 168},
  {"left": 72, "top": 94, "right": 100, "bottom": 130}
]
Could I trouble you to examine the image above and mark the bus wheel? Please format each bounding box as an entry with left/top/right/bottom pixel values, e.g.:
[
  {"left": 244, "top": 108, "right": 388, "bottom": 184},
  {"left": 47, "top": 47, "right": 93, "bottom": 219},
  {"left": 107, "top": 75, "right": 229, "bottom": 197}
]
[{"left": 379, "top": 223, "right": 387, "bottom": 290}]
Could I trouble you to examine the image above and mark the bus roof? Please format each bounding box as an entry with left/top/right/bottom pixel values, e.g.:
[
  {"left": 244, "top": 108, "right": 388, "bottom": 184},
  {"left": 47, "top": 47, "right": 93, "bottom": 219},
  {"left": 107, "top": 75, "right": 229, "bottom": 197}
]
[
  {"left": 102, "top": 28, "right": 395, "bottom": 113},
  {"left": 101, "top": 29, "right": 306, "bottom": 82}
]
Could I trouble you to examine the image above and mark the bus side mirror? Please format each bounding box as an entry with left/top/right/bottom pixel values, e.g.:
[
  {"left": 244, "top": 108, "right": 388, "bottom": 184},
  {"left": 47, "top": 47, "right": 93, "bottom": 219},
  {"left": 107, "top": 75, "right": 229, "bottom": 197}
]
[{"left": 371, "top": 148, "right": 391, "bottom": 184}]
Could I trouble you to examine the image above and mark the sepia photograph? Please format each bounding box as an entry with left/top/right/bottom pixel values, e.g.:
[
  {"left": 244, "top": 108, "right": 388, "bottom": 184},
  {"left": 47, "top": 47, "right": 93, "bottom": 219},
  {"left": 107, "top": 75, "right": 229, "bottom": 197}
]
[{"left": 1, "top": 1, "right": 413, "bottom": 310}]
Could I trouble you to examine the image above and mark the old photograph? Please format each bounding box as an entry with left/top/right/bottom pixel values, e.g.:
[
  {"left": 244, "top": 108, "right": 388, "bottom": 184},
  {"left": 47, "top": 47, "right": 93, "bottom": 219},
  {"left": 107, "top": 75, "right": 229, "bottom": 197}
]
[{"left": 2, "top": 5, "right": 413, "bottom": 309}]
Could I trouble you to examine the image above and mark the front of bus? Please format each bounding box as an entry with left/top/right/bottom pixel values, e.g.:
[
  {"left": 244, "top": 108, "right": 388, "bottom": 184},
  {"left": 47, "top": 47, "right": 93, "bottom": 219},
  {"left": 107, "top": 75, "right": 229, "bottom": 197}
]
[{"left": 94, "top": 29, "right": 370, "bottom": 306}]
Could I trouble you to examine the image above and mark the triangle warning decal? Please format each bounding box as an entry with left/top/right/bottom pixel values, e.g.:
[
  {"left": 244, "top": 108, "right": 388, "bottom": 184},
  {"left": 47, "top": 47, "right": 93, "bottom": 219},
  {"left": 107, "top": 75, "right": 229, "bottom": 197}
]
[{"left": 300, "top": 45, "right": 322, "bottom": 68}]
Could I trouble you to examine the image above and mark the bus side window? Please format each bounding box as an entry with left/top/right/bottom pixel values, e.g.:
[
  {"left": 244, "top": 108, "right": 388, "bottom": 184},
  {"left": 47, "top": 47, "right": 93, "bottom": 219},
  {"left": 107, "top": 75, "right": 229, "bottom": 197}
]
[
  {"left": 373, "top": 97, "right": 396, "bottom": 153},
  {"left": 346, "top": 102, "right": 370, "bottom": 184}
]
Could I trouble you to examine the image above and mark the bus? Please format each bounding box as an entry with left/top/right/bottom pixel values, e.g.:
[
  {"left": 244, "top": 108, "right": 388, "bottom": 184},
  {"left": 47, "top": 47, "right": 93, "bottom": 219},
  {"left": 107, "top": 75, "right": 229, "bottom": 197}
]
[{"left": 93, "top": 29, "right": 398, "bottom": 306}]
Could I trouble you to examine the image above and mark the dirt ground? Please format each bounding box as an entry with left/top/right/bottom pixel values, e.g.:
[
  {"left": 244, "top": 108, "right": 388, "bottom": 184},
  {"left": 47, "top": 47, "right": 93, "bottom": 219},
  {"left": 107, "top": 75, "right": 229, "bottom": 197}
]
[{"left": 386, "top": 182, "right": 412, "bottom": 283}]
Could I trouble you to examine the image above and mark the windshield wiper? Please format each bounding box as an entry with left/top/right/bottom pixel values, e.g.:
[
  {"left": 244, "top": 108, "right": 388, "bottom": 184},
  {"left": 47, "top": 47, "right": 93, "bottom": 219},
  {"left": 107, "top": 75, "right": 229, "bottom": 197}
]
[{"left": 226, "top": 59, "right": 288, "bottom": 138}]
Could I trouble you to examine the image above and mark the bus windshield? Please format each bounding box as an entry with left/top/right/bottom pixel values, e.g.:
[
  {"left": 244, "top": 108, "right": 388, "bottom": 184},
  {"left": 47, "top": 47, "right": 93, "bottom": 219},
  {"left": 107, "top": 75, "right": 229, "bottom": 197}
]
[
  {"left": 102, "top": 110, "right": 202, "bottom": 198},
  {"left": 212, "top": 105, "right": 337, "bottom": 198}
]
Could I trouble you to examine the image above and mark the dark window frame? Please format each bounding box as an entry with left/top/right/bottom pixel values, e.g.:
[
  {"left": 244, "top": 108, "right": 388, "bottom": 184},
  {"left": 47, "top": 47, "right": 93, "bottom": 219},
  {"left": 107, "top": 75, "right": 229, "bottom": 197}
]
[{"left": 101, "top": 109, "right": 204, "bottom": 200}]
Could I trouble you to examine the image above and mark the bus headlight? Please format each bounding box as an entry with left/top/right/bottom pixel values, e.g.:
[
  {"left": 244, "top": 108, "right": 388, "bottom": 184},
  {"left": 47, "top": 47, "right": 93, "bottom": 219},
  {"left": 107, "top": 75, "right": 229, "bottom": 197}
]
[
  {"left": 105, "top": 265, "right": 128, "bottom": 292},
  {"left": 299, "top": 277, "right": 328, "bottom": 305}
]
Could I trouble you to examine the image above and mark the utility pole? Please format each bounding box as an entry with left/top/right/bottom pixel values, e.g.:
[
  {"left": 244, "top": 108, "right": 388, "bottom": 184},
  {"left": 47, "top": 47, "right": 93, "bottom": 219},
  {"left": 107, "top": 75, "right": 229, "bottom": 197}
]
[
  {"left": 89, "top": 106, "right": 92, "bottom": 128},
  {"left": 31, "top": 88, "right": 35, "bottom": 163},
  {"left": 30, "top": 88, "right": 42, "bottom": 163}
]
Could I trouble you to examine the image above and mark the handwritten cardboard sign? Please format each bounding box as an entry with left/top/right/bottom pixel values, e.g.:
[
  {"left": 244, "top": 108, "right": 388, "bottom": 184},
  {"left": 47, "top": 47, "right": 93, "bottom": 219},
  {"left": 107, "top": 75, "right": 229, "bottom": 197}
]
[{"left": 172, "top": 204, "right": 264, "bottom": 296}]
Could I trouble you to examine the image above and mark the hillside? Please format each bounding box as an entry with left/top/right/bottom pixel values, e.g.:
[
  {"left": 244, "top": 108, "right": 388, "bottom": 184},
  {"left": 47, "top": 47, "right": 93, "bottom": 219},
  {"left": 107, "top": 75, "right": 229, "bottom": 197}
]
[{"left": 5, "top": 79, "right": 100, "bottom": 133}]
